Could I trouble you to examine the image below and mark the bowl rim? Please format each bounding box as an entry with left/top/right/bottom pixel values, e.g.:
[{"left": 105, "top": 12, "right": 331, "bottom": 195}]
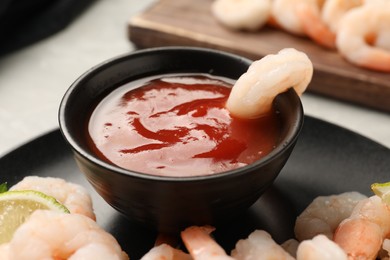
[{"left": 58, "top": 46, "right": 304, "bottom": 182}]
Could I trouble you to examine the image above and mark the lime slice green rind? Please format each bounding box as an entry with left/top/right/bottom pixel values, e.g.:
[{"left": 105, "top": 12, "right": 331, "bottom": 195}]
[
  {"left": 0, "top": 190, "right": 69, "bottom": 244},
  {"left": 371, "top": 182, "right": 390, "bottom": 205},
  {"left": 0, "top": 182, "right": 7, "bottom": 193}
]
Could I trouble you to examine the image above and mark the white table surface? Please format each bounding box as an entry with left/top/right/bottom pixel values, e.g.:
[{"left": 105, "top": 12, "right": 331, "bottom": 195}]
[{"left": 0, "top": 0, "right": 389, "bottom": 158}]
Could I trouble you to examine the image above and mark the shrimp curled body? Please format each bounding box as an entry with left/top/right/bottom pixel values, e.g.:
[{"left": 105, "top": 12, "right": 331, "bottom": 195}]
[
  {"left": 334, "top": 195, "right": 390, "bottom": 260},
  {"left": 212, "top": 0, "right": 272, "bottom": 31},
  {"left": 231, "top": 230, "right": 295, "bottom": 259},
  {"left": 2, "top": 210, "right": 128, "bottom": 260},
  {"left": 336, "top": 2, "right": 390, "bottom": 72},
  {"left": 296, "top": 234, "right": 348, "bottom": 260},
  {"left": 10, "top": 176, "right": 96, "bottom": 220},
  {"left": 181, "top": 226, "right": 234, "bottom": 260},
  {"left": 294, "top": 191, "right": 367, "bottom": 241},
  {"left": 226, "top": 48, "right": 313, "bottom": 119}
]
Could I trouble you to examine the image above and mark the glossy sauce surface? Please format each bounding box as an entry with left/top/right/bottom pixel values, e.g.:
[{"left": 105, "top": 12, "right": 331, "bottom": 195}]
[{"left": 87, "top": 74, "right": 281, "bottom": 177}]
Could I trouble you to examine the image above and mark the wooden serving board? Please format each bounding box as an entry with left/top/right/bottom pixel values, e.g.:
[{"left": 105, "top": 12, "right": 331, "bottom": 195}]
[{"left": 128, "top": 0, "right": 390, "bottom": 112}]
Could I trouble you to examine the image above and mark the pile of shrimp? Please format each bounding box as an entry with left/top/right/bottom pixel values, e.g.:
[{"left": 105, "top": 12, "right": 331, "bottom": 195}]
[
  {"left": 140, "top": 191, "right": 390, "bottom": 260},
  {"left": 0, "top": 176, "right": 129, "bottom": 260},
  {"left": 211, "top": 0, "right": 390, "bottom": 72}
]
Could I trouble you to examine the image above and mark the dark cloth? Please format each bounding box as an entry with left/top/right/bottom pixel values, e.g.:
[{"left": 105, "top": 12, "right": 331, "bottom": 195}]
[{"left": 0, "top": 0, "right": 96, "bottom": 56}]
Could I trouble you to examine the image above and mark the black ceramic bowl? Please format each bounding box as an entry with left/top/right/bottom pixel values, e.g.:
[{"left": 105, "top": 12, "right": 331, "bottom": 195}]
[{"left": 58, "top": 46, "right": 304, "bottom": 233}]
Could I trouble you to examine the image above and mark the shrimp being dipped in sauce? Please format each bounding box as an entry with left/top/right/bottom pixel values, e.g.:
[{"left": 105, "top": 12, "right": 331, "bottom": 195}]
[
  {"left": 1, "top": 210, "right": 128, "bottom": 260},
  {"left": 10, "top": 176, "right": 96, "bottom": 220},
  {"left": 225, "top": 48, "right": 313, "bottom": 119}
]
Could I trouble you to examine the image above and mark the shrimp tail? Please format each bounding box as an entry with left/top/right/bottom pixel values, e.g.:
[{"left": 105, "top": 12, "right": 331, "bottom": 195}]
[
  {"left": 296, "top": 3, "right": 336, "bottom": 49},
  {"left": 334, "top": 218, "right": 382, "bottom": 260}
]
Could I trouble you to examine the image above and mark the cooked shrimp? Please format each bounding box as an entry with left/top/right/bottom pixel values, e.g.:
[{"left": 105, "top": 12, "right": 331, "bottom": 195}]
[
  {"left": 3, "top": 210, "right": 128, "bottom": 260},
  {"left": 334, "top": 195, "right": 390, "bottom": 260},
  {"left": 0, "top": 244, "right": 10, "bottom": 259},
  {"left": 211, "top": 0, "right": 272, "bottom": 31},
  {"left": 225, "top": 48, "right": 313, "bottom": 119},
  {"left": 271, "top": 0, "right": 308, "bottom": 35},
  {"left": 296, "top": 234, "right": 348, "bottom": 260},
  {"left": 295, "top": 0, "right": 337, "bottom": 49},
  {"left": 231, "top": 230, "right": 295, "bottom": 259},
  {"left": 294, "top": 191, "right": 367, "bottom": 241},
  {"left": 321, "top": 0, "right": 364, "bottom": 34},
  {"left": 10, "top": 176, "right": 95, "bottom": 220},
  {"left": 180, "top": 226, "right": 234, "bottom": 260},
  {"left": 335, "top": 2, "right": 390, "bottom": 72},
  {"left": 140, "top": 243, "right": 192, "bottom": 260}
]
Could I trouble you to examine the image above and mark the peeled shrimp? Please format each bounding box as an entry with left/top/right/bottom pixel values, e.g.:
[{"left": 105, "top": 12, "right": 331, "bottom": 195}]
[
  {"left": 296, "top": 234, "right": 348, "bottom": 260},
  {"left": 3, "top": 210, "right": 128, "bottom": 260},
  {"left": 140, "top": 243, "right": 192, "bottom": 260},
  {"left": 180, "top": 226, "right": 234, "bottom": 260},
  {"left": 271, "top": 0, "right": 309, "bottom": 35},
  {"left": 295, "top": 0, "right": 337, "bottom": 49},
  {"left": 10, "top": 176, "right": 95, "bottom": 220},
  {"left": 294, "top": 191, "right": 367, "bottom": 241},
  {"left": 335, "top": 2, "right": 390, "bottom": 72},
  {"left": 212, "top": 0, "right": 272, "bottom": 31},
  {"left": 231, "top": 230, "right": 295, "bottom": 259},
  {"left": 334, "top": 195, "right": 390, "bottom": 260},
  {"left": 321, "top": 0, "right": 364, "bottom": 34},
  {"left": 225, "top": 48, "right": 313, "bottom": 119}
]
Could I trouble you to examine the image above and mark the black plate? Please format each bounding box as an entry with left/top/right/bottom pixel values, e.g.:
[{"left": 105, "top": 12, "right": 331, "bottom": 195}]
[{"left": 1, "top": 116, "right": 389, "bottom": 258}]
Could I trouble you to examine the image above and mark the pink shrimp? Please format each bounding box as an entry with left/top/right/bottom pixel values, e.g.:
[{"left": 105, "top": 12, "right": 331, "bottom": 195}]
[
  {"left": 140, "top": 243, "right": 192, "bottom": 260},
  {"left": 180, "top": 226, "right": 234, "bottom": 260},
  {"left": 295, "top": 0, "right": 337, "bottom": 49},
  {"left": 2, "top": 210, "right": 128, "bottom": 260},
  {"left": 11, "top": 176, "right": 96, "bottom": 220},
  {"left": 335, "top": 1, "right": 390, "bottom": 72},
  {"left": 334, "top": 195, "right": 390, "bottom": 260}
]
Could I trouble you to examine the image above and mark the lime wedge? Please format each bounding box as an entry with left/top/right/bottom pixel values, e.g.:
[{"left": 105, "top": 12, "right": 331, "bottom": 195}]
[
  {"left": 0, "top": 190, "right": 69, "bottom": 244},
  {"left": 371, "top": 182, "right": 390, "bottom": 204}
]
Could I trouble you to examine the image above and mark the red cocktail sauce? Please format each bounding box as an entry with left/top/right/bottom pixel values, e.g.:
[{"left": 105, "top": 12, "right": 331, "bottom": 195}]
[{"left": 87, "top": 74, "right": 281, "bottom": 177}]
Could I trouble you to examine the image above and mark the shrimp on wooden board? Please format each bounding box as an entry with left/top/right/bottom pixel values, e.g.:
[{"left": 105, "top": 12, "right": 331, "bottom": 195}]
[
  {"left": 295, "top": 0, "right": 337, "bottom": 49},
  {"left": 225, "top": 48, "right": 313, "bottom": 119},
  {"left": 321, "top": 0, "right": 364, "bottom": 34},
  {"left": 10, "top": 176, "right": 96, "bottom": 220},
  {"left": 231, "top": 230, "right": 295, "bottom": 259},
  {"left": 271, "top": 0, "right": 310, "bottom": 35},
  {"left": 296, "top": 234, "right": 348, "bottom": 260},
  {"left": 294, "top": 191, "right": 367, "bottom": 241},
  {"left": 180, "top": 226, "right": 234, "bottom": 260},
  {"left": 2, "top": 210, "right": 128, "bottom": 260},
  {"left": 211, "top": 0, "right": 272, "bottom": 31},
  {"left": 335, "top": 2, "right": 390, "bottom": 72},
  {"left": 334, "top": 195, "right": 390, "bottom": 260}
]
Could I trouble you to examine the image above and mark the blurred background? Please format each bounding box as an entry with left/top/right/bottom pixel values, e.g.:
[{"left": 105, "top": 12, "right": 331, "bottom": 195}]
[{"left": 0, "top": 0, "right": 389, "bottom": 157}]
